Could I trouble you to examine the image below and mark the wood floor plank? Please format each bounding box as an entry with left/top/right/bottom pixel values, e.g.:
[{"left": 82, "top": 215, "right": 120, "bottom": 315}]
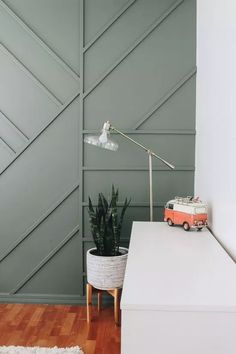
[{"left": 0, "top": 304, "right": 121, "bottom": 354}]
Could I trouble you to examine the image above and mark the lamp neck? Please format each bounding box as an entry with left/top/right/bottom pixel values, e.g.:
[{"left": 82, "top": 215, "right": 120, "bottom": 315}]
[
  {"left": 109, "top": 124, "right": 175, "bottom": 170},
  {"left": 110, "top": 125, "right": 150, "bottom": 153}
]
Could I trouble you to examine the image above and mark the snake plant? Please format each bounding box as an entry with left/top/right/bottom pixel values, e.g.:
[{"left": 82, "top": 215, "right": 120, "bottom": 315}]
[{"left": 88, "top": 186, "right": 130, "bottom": 256}]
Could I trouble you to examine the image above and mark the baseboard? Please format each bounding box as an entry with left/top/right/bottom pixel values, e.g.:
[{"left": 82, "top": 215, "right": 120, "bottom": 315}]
[{"left": 0, "top": 293, "right": 113, "bottom": 305}]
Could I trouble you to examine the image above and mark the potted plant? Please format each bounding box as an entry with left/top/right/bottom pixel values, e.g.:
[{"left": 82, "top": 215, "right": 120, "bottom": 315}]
[{"left": 87, "top": 185, "right": 130, "bottom": 290}]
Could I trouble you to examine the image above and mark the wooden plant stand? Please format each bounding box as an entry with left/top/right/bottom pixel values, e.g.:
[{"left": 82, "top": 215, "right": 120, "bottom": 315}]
[{"left": 86, "top": 283, "right": 122, "bottom": 326}]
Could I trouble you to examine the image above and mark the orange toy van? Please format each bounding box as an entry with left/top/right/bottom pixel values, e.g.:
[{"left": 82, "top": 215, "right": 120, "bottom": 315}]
[{"left": 164, "top": 196, "right": 208, "bottom": 231}]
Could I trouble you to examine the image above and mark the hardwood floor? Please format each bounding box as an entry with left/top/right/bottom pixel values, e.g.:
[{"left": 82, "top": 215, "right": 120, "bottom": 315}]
[{"left": 0, "top": 304, "right": 121, "bottom": 354}]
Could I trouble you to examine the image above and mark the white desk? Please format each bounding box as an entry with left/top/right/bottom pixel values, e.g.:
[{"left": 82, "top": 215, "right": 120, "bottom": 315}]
[{"left": 121, "top": 222, "right": 236, "bottom": 354}]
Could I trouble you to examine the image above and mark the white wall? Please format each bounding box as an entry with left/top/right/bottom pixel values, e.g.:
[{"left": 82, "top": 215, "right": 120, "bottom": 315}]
[{"left": 196, "top": 0, "right": 236, "bottom": 258}]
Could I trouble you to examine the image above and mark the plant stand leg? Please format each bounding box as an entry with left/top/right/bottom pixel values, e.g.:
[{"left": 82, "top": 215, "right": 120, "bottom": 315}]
[
  {"left": 114, "top": 288, "right": 121, "bottom": 326},
  {"left": 86, "top": 283, "right": 93, "bottom": 322},
  {"left": 97, "top": 290, "right": 102, "bottom": 312},
  {"left": 107, "top": 288, "right": 122, "bottom": 326}
]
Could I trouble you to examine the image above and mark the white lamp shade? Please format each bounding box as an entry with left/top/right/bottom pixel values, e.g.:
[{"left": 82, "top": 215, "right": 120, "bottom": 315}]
[{"left": 84, "top": 134, "right": 118, "bottom": 151}]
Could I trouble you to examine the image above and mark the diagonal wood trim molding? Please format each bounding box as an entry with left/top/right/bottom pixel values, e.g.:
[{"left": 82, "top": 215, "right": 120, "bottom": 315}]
[
  {"left": 0, "top": 110, "right": 29, "bottom": 141},
  {"left": 0, "top": 137, "right": 16, "bottom": 154},
  {"left": 0, "top": 0, "right": 80, "bottom": 81},
  {"left": 0, "top": 90, "right": 80, "bottom": 176},
  {"left": 10, "top": 225, "right": 80, "bottom": 294},
  {"left": 0, "top": 182, "right": 79, "bottom": 263},
  {"left": 83, "top": 0, "right": 137, "bottom": 52},
  {"left": 0, "top": 43, "right": 62, "bottom": 106},
  {"left": 133, "top": 67, "right": 197, "bottom": 129},
  {"left": 83, "top": 0, "right": 184, "bottom": 98}
]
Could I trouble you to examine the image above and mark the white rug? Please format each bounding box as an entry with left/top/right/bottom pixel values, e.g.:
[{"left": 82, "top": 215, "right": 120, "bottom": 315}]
[{"left": 0, "top": 347, "right": 83, "bottom": 354}]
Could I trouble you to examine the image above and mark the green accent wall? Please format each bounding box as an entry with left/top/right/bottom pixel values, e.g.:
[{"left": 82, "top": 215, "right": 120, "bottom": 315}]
[{"left": 0, "top": 0, "right": 196, "bottom": 303}]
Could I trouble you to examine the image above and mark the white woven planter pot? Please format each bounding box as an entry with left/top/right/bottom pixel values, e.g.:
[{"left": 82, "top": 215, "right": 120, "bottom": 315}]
[{"left": 87, "top": 247, "right": 128, "bottom": 290}]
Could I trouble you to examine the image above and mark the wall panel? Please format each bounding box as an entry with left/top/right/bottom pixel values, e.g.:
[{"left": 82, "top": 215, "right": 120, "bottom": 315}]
[
  {"left": 84, "top": 0, "right": 175, "bottom": 89},
  {"left": 83, "top": 171, "right": 194, "bottom": 207},
  {"left": 0, "top": 0, "right": 81, "bottom": 302},
  {"left": 0, "top": 0, "right": 80, "bottom": 103},
  {"left": 0, "top": 0, "right": 196, "bottom": 303},
  {"left": 3, "top": 0, "right": 81, "bottom": 74},
  {"left": 84, "top": 134, "right": 195, "bottom": 168},
  {"left": 18, "top": 234, "right": 82, "bottom": 296}
]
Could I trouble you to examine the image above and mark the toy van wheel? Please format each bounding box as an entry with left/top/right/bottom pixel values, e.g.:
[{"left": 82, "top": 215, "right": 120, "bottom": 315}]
[
  {"left": 183, "top": 222, "right": 190, "bottom": 231},
  {"left": 197, "top": 227, "right": 203, "bottom": 231},
  {"left": 167, "top": 219, "right": 173, "bottom": 226}
]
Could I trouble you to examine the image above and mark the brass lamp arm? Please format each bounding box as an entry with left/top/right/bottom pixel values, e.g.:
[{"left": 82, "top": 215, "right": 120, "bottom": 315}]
[{"left": 107, "top": 122, "right": 175, "bottom": 170}]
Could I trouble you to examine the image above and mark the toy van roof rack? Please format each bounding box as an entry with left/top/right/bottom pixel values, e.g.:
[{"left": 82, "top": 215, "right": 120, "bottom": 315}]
[{"left": 174, "top": 196, "right": 201, "bottom": 204}]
